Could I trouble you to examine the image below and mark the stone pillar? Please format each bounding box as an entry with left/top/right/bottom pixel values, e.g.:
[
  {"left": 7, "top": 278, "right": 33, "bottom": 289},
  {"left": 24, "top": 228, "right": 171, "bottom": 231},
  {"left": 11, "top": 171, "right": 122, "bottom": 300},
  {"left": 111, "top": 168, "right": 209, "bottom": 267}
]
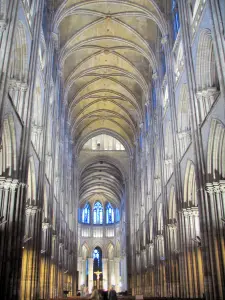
[
  {"left": 114, "top": 257, "right": 120, "bottom": 292},
  {"left": 102, "top": 258, "right": 108, "bottom": 290},
  {"left": 108, "top": 259, "right": 114, "bottom": 288},
  {"left": 77, "top": 257, "right": 82, "bottom": 290},
  {"left": 121, "top": 253, "right": 128, "bottom": 291},
  {"left": 82, "top": 259, "right": 86, "bottom": 287},
  {"left": 88, "top": 257, "right": 93, "bottom": 293}
]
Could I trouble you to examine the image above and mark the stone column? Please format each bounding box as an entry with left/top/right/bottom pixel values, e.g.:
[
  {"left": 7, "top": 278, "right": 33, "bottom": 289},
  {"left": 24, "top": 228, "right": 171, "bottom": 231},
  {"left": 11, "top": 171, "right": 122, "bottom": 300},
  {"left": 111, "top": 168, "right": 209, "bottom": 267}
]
[
  {"left": 77, "top": 257, "right": 82, "bottom": 290},
  {"left": 81, "top": 259, "right": 86, "bottom": 288},
  {"left": 121, "top": 253, "right": 128, "bottom": 291},
  {"left": 205, "top": 183, "right": 223, "bottom": 299},
  {"left": 108, "top": 259, "right": 114, "bottom": 289},
  {"left": 88, "top": 257, "right": 93, "bottom": 293},
  {"left": 114, "top": 257, "right": 120, "bottom": 292},
  {"left": 102, "top": 258, "right": 108, "bottom": 290}
]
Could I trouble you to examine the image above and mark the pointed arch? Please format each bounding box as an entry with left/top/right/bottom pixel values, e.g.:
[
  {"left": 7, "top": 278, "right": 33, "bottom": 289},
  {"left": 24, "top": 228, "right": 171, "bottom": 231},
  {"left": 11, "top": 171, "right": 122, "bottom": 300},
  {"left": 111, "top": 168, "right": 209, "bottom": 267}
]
[
  {"left": 168, "top": 185, "right": 176, "bottom": 222},
  {"left": 10, "top": 21, "right": 28, "bottom": 82},
  {"left": 107, "top": 242, "right": 114, "bottom": 260},
  {"left": 196, "top": 29, "right": 219, "bottom": 92},
  {"left": 0, "top": 114, "right": 17, "bottom": 176},
  {"left": 93, "top": 201, "right": 103, "bottom": 224},
  {"left": 196, "top": 29, "right": 220, "bottom": 123},
  {"left": 184, "top": 161, "right": 197, "bottom": 207},
  {"left": 106, "top": 202, "right": 115, "bottom": 224},
  {"left": 207, "top": 119, "right": 225, "bottom": 181},
  {"left": 81, "top": 242, "right": 90, "bottom": 259},
  {"left": 27, "top": 156, "right": 36, "bottom": 204},
  {"left": 81, "top": 202, "right": 91, "bottom": 224},
  {"left": 157, "top": 203, "right": 163, "bottom": 234}
]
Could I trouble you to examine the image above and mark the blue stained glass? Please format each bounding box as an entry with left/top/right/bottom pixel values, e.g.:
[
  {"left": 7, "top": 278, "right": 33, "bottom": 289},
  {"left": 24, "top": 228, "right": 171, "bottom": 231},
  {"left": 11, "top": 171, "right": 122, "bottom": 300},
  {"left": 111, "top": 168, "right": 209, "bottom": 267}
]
[
  {"left": 93, "top": 249, "right": 100, "bottom": 266},
  {"left": 93, "top": 201, "right": 103, "bottom": 224},
  {"left": 106, "top": 203, "right": 114, "bottom": 224},
  {"left": 116, "top": 208, "right": 120, "bottom": 222},
  {"left": 82, "top": 203, "right": 90, "bottom": 224},
  {"left": 172, "top": 0, "right": 180, "bottom": 40}
]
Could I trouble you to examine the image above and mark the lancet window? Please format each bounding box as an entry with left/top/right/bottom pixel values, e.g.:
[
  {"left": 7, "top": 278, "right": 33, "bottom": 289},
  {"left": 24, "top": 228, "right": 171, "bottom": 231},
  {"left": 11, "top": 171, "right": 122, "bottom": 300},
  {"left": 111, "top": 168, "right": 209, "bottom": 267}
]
[
  {"left": 82, "top": 203, "right": 90, "bottom": 224},
  {"left": 172, "top": 0, "right": 180, "bottom": 39},
  {"left": 106, "top": 203, "right": 114, "bottom": 224},
  {"left": 93, "top": 201, "right": 103, "bottom": 225}
]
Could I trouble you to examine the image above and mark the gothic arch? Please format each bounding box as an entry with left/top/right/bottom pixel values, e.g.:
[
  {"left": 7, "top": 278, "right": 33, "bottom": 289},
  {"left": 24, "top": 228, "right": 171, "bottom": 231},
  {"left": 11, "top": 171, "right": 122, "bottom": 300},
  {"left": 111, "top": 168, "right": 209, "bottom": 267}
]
[
  {"left": 157, "top": 203, "right": 163, "bottom": 234},
  {"left": 27, "top": 156, "right": 36, "bottom": 204},
  {"left": 183, "top": 161, "right": 197, "bottom": 207},
  {"left": 81, "top": 243, "right": 90, "bottom": 259},
  {"left": 107, "top": 242, "right": 114, "bottom": 259},
  {"left": 168, "top": 185, "right": 176, "bottom": 223},
  {"left": 207, "top": 119, "right": 225, "bottom": 181},
  {"left": 196, "top": 29, "right": 219, "bottom": 92},
  {"left": 10, "top": 21, "right": 28, "bottom": 82},
  {"left": 196, "top": 29, "right": 220, "bottom": 122},
  {"left": 0, "top": 114, "right": 17, "bottom": 176}
]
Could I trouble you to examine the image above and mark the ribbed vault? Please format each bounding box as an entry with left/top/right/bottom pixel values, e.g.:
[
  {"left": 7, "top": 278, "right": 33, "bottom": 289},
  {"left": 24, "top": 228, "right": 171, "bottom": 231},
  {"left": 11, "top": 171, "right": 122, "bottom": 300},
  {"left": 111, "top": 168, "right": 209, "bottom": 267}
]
[
  {"left": 79, "top": 160, "right": 125, "bottom": 207},
  {"left": 54, "top": 0, "right": 166, "bottom": 205}
]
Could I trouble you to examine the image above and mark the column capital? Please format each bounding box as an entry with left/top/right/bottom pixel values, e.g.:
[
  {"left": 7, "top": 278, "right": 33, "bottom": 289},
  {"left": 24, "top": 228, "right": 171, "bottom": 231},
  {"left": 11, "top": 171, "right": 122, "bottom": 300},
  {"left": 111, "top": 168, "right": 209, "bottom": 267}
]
[
  {"left": 4, "top": 178, "right": 13, "bottom": 190},
  {"left": 11, "top": 179, "right": 19, "bottom": 190},
  {"left": 205, "top": 182, "right": 214, "bottom": 194},
  {"left": 213, "top": 182, "right": 220, "bottom": 194},
  {"left": 0, "top": 177, "right": 6, "bottom": 189},
  {"left": 167, "top": 223, "right": 177, "bottom": 231},
  {"left": 219, "top": 180, "right": 225, "bottom": 193},
  {"left": 155, "top": 234, "right": 164, "bottom": 241}
]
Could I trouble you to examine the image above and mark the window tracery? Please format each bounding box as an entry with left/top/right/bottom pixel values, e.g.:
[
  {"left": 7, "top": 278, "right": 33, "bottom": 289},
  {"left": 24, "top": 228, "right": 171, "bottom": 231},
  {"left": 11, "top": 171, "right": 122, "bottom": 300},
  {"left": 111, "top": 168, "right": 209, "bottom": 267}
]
[
  {"left": 82, "top": 203, "right": 90, "bottom": 224},
  {"left": 93, "top": 201, "right": 103, "bottom": 225},
  {"left": 106, "top": 202, "right": 114, "bottom": 224}
]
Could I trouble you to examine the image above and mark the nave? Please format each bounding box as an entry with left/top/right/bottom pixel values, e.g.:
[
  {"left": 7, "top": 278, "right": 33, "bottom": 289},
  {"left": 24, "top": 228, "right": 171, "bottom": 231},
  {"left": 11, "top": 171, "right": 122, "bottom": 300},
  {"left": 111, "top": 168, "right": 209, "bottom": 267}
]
[{"left": 0, "top": 0, "right": 225, "bottom": 299}]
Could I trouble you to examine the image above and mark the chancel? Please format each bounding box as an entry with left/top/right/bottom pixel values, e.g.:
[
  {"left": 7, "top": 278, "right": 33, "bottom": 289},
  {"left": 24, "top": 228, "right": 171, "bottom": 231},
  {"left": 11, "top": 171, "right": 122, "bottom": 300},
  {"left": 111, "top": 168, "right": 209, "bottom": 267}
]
[{"left": 0, "top": 0, "right": 225, "bottom": 300}]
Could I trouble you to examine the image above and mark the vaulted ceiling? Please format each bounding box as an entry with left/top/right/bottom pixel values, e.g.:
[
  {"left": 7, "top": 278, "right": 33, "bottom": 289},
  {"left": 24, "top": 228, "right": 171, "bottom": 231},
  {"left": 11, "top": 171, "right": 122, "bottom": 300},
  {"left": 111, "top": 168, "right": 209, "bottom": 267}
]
[{"left": 54, "top": 0, "right": 167, "bottom": 205}]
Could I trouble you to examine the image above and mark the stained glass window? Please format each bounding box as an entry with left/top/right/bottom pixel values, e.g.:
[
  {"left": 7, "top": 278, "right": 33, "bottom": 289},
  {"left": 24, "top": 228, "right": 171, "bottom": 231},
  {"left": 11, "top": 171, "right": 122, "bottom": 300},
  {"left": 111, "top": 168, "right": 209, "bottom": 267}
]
[
  {"left": 93, "top": 249, "right": 100, "bottom": 265},
  {"left": 93, "top": 201, "right": 103, "bottom": 224},
  {"left": 172, "top": 0, "right": 180, "bottom": 40},
  {"left": 106, "top": 203, "right": 114, "bottom": 224},
  {"left": 82, "top": 203, "right": 90, "bottom": 224},
  {"left": 116, "top": 208, "right": 120, "bottom": 223}
]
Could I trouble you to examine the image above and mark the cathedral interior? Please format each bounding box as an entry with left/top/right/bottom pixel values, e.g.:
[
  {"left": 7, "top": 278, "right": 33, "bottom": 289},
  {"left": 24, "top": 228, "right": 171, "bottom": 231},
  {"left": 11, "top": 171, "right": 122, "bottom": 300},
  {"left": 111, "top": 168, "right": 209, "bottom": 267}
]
[{"left": 0, "top": 0, "right": 225, "bottom": 299}]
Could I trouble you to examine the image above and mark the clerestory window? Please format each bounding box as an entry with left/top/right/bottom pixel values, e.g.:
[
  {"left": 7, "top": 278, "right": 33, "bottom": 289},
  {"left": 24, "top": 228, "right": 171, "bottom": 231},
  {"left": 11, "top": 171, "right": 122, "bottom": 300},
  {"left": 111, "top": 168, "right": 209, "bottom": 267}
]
[
  {"left": 82, "top": 203, "right": 90, "bottom": 224},
  {"left": 106, "top": 202, "right": 114, "bottom": 224},
  {"left": 93, "top": 201, "right": 103, "bottom": 224}
]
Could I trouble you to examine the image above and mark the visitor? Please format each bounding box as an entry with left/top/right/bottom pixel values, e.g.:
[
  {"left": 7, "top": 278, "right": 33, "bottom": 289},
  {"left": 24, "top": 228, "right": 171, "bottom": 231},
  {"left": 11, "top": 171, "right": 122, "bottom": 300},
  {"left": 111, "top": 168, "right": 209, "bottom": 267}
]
[
  {"left": 109, "top": 286, "right": 117, "bottom": 300},
  {"left": 90, "top": 286, "right": 99, "bottom": 300}
]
